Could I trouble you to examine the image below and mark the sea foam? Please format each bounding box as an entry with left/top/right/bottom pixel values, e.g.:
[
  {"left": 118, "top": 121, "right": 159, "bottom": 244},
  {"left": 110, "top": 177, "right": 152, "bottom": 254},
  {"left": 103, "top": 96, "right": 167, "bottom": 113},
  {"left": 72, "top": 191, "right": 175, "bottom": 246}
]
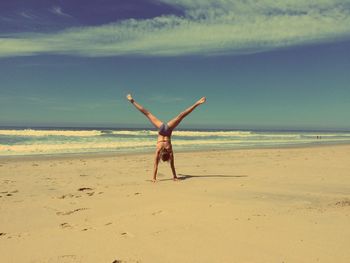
[{"left": 1, "top": 128, "right": 350, "bottom": 156}]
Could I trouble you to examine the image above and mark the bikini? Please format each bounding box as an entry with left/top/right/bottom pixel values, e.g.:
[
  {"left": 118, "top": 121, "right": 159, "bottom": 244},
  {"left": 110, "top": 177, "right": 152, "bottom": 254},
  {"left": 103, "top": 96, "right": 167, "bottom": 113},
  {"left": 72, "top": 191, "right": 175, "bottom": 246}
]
[
  {"left": 157, "top": 123, "right": 172, "bottom": 144},
  {"left": 158, "top": 123, "right": 173, "bottom": 137}
]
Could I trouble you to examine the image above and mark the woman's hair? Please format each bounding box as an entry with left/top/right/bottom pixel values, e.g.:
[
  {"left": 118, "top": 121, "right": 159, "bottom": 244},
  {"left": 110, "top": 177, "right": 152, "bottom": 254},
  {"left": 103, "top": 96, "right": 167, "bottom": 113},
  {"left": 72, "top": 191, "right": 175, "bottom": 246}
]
[{"left": 159, "top": 148, "right": 171, "bottom": 162}]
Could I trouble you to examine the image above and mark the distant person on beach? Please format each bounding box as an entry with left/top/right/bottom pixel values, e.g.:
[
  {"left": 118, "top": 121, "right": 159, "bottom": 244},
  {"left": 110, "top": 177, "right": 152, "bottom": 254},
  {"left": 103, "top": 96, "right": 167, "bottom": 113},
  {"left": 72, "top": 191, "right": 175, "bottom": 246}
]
[{"left": 126, "top": 94, "right": 206, "bottom": 182}]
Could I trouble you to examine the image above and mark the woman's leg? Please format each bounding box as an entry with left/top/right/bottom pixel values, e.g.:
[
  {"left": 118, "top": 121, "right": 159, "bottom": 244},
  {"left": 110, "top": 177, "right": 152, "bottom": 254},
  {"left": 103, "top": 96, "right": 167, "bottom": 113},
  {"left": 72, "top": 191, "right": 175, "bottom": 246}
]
[
  {"left": 127, "top": 94, "right": 162, "bottom": 128},
  {"left": 167, "top": 97, "right": 206, "bottom": 130}
]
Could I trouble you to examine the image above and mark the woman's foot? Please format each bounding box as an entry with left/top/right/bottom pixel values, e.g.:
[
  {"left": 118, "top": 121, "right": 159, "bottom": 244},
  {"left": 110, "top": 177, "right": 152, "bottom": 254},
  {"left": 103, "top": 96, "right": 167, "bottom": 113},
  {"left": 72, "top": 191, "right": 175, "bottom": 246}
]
[
  {"left": 126, "top": 94, "right": 134, "bottom": 103},
  {"left": 197, "top": 97, "right": 206, "bottom": 105}
]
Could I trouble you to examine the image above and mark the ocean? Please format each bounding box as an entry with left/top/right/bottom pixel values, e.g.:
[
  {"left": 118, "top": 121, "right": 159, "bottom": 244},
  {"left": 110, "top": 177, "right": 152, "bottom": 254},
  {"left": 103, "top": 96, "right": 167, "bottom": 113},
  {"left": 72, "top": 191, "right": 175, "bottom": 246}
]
[{"left": 1, "top": 127, "right": 350, "bottom": 156}]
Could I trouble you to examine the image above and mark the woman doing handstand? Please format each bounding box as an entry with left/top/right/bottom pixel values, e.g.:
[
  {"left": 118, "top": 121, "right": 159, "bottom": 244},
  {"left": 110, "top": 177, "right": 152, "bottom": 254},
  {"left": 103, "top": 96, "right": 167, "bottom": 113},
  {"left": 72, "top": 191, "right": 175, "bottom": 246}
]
[{"left": 126, "top": 94, "right": 206, "bottom": 182}]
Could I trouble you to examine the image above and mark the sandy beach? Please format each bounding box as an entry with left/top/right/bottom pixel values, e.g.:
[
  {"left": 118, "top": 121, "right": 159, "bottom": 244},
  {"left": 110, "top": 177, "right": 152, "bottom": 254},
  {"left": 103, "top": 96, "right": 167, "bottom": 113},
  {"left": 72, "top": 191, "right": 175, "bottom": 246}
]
[{"left": 0, "top": 144, "right": 349, "bottom": 263}]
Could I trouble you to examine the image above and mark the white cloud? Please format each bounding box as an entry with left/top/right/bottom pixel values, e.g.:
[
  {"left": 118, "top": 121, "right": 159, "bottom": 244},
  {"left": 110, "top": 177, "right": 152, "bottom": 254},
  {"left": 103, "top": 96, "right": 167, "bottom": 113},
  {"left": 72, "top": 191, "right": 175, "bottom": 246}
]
[
  {"left": 19, "top": 11, "right": 38, "bottom": 20},
  {"left": 49, "top": 6, "right": 72, "bottom": 18},
  {"left": 1, "top": 0, "right": 350, "bottom": 57}
]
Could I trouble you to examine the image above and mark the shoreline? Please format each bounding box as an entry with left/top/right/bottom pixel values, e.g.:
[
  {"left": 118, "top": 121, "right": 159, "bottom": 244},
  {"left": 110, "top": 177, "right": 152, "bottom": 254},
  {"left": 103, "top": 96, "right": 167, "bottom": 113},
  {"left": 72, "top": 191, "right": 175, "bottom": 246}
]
[{"left": 1, "top": 140, "right": 350, "bottom": 162}]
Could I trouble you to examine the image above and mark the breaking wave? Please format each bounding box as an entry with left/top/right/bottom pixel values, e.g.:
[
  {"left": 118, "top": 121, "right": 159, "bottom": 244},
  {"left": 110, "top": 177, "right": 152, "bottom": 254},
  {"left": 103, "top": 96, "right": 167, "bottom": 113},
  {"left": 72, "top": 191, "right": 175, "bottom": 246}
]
[{"left": 1, "top": 128, "right": 350, "bottom": 156}]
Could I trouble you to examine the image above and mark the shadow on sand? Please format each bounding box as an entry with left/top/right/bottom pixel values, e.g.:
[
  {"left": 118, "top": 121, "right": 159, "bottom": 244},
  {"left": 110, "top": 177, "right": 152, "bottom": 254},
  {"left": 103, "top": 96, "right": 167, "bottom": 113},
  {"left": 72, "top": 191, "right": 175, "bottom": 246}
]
[
  {"left": 147, "top": 174, "right": 248, "bottom": 182},
  {"left": 177, "top": 174, "right": 248, "bottom": 181}
]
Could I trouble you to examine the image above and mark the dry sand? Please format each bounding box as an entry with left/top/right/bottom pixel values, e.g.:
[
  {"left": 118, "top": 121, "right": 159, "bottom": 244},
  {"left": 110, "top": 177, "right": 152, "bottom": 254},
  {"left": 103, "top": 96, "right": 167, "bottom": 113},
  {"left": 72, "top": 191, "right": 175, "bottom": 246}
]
[{"left": 0, "top": 145, "right": 350, "bottom": 263}]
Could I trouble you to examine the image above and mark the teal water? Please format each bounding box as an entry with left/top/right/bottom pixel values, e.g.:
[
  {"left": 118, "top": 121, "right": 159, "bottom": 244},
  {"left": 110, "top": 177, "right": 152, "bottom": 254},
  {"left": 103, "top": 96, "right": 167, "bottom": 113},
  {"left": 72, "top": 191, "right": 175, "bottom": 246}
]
[{"left": 1, "top": 127, "right": 350, "bottom": 156}]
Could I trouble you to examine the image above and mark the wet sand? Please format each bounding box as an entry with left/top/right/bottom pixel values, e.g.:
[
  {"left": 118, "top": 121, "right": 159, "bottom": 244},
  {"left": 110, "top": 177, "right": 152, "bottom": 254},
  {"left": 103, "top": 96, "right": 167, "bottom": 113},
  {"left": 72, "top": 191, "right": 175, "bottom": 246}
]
[{"left": 0, "top": 145, "right": 350, "bottom": 262}]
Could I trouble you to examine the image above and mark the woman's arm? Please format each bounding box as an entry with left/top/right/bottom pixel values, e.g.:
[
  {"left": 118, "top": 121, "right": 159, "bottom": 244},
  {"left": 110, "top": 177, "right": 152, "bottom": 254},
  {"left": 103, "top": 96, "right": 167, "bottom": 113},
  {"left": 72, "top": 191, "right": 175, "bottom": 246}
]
[
  {"left": 153, "top": 150, "right": 161, "bottom": 182},
  {"left": 170, "top": 153, "right": 178, "bottom": 180}
]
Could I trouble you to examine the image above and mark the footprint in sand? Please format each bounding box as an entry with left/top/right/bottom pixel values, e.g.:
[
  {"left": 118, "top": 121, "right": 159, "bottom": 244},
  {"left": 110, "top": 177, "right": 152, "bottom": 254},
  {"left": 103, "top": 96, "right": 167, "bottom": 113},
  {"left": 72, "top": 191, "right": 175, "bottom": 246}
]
[
  {"left": 3, "top": 180, "right": 16, "bottom": 184},
  {"left": 334, "top": 200, "right": 350, "bottom": 207},
  {"left": 112, "top": 259, "right": 140, "bottom": 263},
  {"left": 56, "top": 208, "right": 88, "bottom": 216},
  {"left": 113, "top": 260, "right": 138, "bottom": 263},
  {"left": 58, "top": 194, "right": 80, "bottom": 199},
  {"left": 3, "top": 232, "right": 27, "bottom": 239},
  {"left": 60, "top": 223, "right": 72, "bottom": 229},
  {"left": 252, "top": 214, "right": 266, "bottom": 217},
  {"left": 1, "top": 191, "right": 16, "bottom": 197},
  {"left": 152, "top": 210, "right": 162, "bottom": 216},
  {"left": 78, "top": 187, "right": 93, "bottom": 191},
  {"left": 152, "top": 230, "right": 163, "bottom": 235},
  {"left": 32, "top": 163, "right": 39, "bottom": 166},
  {"left": 77, "top": 187, "right": 96, "bottom": 197},
  {"left": 120, "top": 231, "right": 134, "bottom": 238},
  {"left": 81, "top": 227, "right": 93, "bottom": 231},
  {"left": 0, "top": 233, "right": 6, "bottom": 237}
]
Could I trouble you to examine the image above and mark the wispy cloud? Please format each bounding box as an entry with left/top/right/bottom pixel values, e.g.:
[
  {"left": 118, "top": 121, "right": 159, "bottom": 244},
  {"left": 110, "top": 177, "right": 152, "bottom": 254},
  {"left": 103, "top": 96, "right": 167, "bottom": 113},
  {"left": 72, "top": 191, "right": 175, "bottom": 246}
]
[
  {"left": 49, "top": 6, "right": 72, "bottom": 18},
  {"left": 19, "top": 11, "right": 38, "bottom": 20},
  {"left": 1, "top": 0, "right": 350, "bottom": 57}
]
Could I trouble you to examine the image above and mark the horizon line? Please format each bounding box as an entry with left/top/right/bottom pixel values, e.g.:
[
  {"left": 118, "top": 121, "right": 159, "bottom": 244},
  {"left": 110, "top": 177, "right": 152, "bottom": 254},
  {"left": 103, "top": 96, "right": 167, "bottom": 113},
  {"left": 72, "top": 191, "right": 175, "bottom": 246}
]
[{"left": 1, "top": 124, "right": 350, "bottom": 133}]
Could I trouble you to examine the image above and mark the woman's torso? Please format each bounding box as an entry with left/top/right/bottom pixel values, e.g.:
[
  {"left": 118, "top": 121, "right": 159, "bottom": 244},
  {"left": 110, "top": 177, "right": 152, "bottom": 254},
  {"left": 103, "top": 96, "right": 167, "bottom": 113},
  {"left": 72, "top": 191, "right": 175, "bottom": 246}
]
[{"left": 157, "top": 134, "right": 172, "bottom": 150}]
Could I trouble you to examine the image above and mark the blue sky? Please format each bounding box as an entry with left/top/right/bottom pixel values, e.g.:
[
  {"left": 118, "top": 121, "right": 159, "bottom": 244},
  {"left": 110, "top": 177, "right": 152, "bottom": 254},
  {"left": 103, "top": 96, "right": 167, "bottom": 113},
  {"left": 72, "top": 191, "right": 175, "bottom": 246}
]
[{"left": 1, "top": 0, "right": 350, "bottom": 130}]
